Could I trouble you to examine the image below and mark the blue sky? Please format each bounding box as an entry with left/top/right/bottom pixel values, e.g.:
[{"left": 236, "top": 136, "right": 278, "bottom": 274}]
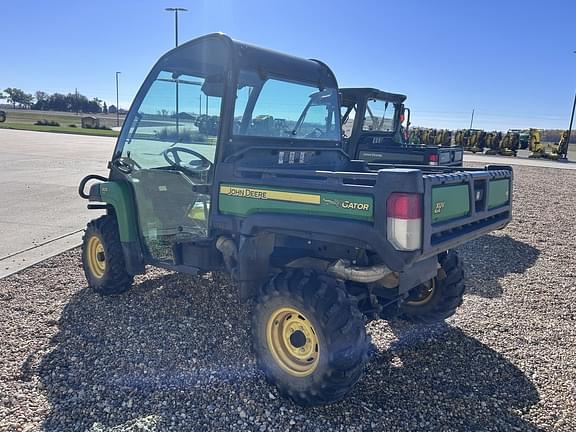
[{"left": 1, "top": 0, "right": 575, "bottom": 130}]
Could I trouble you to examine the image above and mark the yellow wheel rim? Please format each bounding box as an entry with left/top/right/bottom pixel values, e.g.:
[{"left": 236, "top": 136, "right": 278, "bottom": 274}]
[
  {"left": 406, "top": 279, "right": 436, "bottom": 306},
  {"left": 87, "top": 235, "right": 106, "bottom": 279},
  {"left": 266, "top": 307, "right": 320, "bottom": 377}
]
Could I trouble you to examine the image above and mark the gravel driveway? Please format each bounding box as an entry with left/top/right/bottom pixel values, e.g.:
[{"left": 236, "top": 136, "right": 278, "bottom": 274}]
[{"left": 1, "top": 165, "right": 575, "bottom": 431}]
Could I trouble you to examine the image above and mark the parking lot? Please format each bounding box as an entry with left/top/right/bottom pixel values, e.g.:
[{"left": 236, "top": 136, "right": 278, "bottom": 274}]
[
  {"left": 0, "top": 130, "right": 112, "bottom": 277},
  {"left": 0, "top": 143, "right": 575, "bottom": 430}
]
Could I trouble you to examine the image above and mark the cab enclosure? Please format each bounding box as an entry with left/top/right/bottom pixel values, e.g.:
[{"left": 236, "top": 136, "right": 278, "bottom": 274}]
[{"left": 341, "top": 87, "right": 463, "bottom": 166}]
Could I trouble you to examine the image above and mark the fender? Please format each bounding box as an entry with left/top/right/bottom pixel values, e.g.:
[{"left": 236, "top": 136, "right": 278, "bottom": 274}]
[
  {"left": 88, "top": 180, "right": 145, "bottom": 274},
  {"left": 239, "top": 213, "right": 420, "bottom": 272}
]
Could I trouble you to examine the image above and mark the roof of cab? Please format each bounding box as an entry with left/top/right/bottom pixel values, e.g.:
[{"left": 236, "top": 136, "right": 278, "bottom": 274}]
[
  {"left": 340, "top": 87, "right": 407, "bottom": 104},
  {"left": 157, "top": 33, "right": 339, "bottom": 88}
]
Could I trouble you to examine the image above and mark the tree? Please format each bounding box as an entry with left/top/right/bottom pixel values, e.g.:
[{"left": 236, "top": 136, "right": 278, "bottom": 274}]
[
  {"left": 21, "top": 93, "right": 34, "bottom": 109},
  {"left": 3, "top": 88, "right": 34, "bottom": 109},
  {"left": 85, "top": 97, "right": 103, "bottom": 114},
  {"left": 33, "top": 91, "right": 49, "bottom": 111},
  {"left": 103, "top": 102, "right": 108, "bottom": 114},
  {"left": 48, "top": 93, "right": 69, "bottom": 111}
]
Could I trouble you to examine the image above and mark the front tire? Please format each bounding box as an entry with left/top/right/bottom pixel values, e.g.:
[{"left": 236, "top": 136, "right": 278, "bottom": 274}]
[
  {"left": 399, "top": 250, "right": 465, "bottom": 323},
  {"left": 252, "top": 270, "right": 369, "bottom": 406},
  {"left": 82, "top": 215, "right": 133, "bottom": 295}
]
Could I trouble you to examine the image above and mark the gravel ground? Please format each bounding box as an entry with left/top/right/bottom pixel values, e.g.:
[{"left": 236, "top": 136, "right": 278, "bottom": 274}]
[{"left": 1, "top": 164, "right": 575, "bottom": 432}]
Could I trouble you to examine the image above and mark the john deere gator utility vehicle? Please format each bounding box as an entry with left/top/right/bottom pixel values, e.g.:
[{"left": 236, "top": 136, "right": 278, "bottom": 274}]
[
  {"left": 79, "top": 34, "right": 513, "bottom": 406},
  {"left": 340, "top": 88, "right": 463, "bottom": 166}
]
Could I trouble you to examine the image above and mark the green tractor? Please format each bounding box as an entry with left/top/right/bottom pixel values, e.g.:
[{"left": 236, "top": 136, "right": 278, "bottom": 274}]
[{"left": 79, "top": 34, "right": 513, "bottom": 406}]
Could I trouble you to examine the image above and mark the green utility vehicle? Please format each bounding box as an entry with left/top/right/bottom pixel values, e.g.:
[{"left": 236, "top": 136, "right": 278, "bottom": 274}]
[
  {"left": 79, "top": 34, "right": 513, "bottom": 406},
  {"left": 340, "top": 88, "right": 464, "bottom": 166}
]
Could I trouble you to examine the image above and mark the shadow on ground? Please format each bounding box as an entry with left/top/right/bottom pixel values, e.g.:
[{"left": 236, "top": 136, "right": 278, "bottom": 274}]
[
  {"left": 457, "top": 234, "right": 540, "bottom": 298},
  {"left": 23, "top": 269, "right": 541, "bottom": 431}
]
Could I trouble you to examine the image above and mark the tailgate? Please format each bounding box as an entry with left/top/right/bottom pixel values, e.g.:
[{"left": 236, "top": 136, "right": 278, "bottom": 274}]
[
  {"left": 437, "top": 147, "right": 463, "bottom": 166},
  {"left": 421, "top": 166, "right": 512, "bottom": 255},
  {"left": 359, "top": 149, "right": 426, "bottom": 165}
]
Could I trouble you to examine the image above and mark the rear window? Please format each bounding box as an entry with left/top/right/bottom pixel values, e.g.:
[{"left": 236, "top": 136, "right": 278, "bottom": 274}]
[
  {"left": 363, "top": 98, "right": 395, "bottom": 132},
  {"left": 233, "top": 70, "right": 341, "bottom": 141}
]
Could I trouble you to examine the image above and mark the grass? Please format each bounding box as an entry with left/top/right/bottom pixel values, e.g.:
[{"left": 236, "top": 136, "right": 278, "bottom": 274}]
[
  {"left": 0, "top": 122, "right": 119, "bottom": 137},
  {"left": 0, "top": 109, "right": 122, "bottom": 137}
]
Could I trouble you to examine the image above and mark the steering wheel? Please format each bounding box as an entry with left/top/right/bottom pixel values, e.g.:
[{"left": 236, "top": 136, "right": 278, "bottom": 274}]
[
  {"left": 163, "top": 147, "right": 213, "bottom": 173},
  {"left": 306, "top": 127, "right": 325, "bottom": 138}
]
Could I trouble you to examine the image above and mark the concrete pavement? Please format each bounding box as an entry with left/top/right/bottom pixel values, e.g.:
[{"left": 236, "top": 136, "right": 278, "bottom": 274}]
[{"left": 0, "top": 129, "right": 115, "bottom": 277}]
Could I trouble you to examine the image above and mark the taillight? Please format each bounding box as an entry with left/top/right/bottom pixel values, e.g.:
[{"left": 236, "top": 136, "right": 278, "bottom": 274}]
[
  {"left": 386, "top": 193, "right": 422, "bottom": 251},
  {"left": 428, "top": 154, "right": 439, "bottom": 165}
]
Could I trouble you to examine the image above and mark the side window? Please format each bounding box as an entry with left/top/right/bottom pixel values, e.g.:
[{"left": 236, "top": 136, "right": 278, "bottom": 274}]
[
  {"left": 363, "top": 99, "right": 395, "bottom": 132},
  {"left": 122, "top": 71, "right": 222, "bottom": 169}
]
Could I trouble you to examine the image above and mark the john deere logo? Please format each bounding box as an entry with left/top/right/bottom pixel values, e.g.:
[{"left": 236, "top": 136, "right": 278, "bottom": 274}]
[
  {"left": 323, "top": 198, "right": 370, "bottom": 212},
  {"left": 434, "top": 201, "right": 445, "bottom": 214}
]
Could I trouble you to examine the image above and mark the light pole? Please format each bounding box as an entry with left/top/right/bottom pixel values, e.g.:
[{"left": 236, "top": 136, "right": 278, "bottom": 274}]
[
  {"left": 165, "top": 8, "right": 187, "bottom": 135},
  {"left": 115, "top": 71, "right": 121, "bottom": 127},
  {"left": 564, "top": 51, "right": 576, "bottom": 160},
  {"left": 165, "top": 7, "right": 187, "bottom": 48}
]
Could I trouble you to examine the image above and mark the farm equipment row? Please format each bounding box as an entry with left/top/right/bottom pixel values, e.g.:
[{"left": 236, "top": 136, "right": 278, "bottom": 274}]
[{"left": 408, "top": 127, "right": 568, "bottom": 159}]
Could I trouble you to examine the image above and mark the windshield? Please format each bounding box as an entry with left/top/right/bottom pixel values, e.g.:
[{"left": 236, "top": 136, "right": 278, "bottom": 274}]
[
  {"left": 120, "top": 70, "right": 222, "bottom": 168},
  {"left": 362, "top": 98, "right": 396, "bottom": 133},
  {"left": 233, "top": 70, "right": 340, "bottom": 141}
]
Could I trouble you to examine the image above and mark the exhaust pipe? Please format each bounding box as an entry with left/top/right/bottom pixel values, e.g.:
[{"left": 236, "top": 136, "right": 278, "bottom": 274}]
[
  {"left": 216, "top": 236, "right": 237, "bottom": 272},
  {"left": 327, "top": 259, "right": 394, "bottom": 284}
]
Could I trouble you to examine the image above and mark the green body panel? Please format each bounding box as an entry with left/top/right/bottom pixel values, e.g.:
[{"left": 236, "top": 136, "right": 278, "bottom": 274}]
[
  {"left": 218, "top": 184, "right": 374, "bottom": 221},
  {"left": 100, "top": 181, "right": 139, "bottom": 242},
  {"left": 488, "top": 179, "right": 510, "bottom": 209},
  {"left": 431, "top": 184, "right": 470, "bottom": 223}
]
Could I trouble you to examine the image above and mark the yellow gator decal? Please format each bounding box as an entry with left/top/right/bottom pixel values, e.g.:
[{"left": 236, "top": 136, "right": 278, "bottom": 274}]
[
  {"left": 219, "top": 184, "right": 374, "bottom": 220},
  {"left": 219, "top": 185, "right": 321, "bottom": 205}
]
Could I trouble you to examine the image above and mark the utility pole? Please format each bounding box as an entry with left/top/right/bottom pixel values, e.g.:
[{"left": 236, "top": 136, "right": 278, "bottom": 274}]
[
  {"left": 563, "top": 51, "right": 576, "bottom": 160},
  {"left": 75, "top": 88, "right": 79, "bottom": 115},
  {"left": 469, "top": 109, "right": 475, "bottom": 130},
  {"left": 165, "top": 7, "right": 187, "bottom": 47},
  {"left": 564, "top": 93, "right": 576, "bottom": 160},
  {"left": 115, "top": 71, "right": 121, "bottom": 127},
  {"left": 165, "top": 8, "right": 187, "bottom": 135}
]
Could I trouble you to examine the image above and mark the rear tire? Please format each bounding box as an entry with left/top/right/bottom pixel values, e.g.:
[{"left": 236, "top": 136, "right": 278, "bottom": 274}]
[
  {"left": 399, "top": 250, "right": 465, "bottom": 323},
  {"left": 82, "top": 215, "right": 133, "bottom": 295},
  {"left": 252, "top": 270, "right": 369, "bottom": 406}
]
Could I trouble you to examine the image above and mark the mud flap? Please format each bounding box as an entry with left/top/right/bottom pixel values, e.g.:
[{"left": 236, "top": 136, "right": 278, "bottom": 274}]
[
  {"left": 238, "top": 232, "right": 275, "bottom": 299},
  {"left": 398, "top": 255, "right": 438, "bottom": 294}
]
